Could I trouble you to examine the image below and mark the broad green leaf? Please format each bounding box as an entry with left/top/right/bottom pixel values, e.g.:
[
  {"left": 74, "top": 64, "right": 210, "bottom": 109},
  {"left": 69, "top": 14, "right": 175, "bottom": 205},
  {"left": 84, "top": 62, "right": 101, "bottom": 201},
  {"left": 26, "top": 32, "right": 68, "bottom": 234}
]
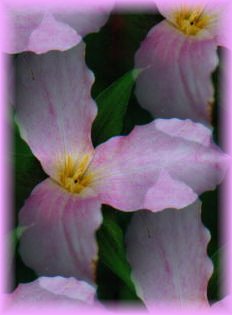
[
  {"left": 14, "top": 119, "right": 33, "bottom": 157},
  {"left": 92, "top": 69, "right": 141, "bottom": 145},
  {"left": 13, "top": 119, "right": 46, "bottom": 212},
  {"left": 10, "top": 226, "right": 28, "bottom": 255},
  {"left": 119, "top": 283, "right": 144, "bottom": 302},
  {"left": 208, "top": 245, "right": 226, "bottom": 300},
  {"left": 97, "top": 210, "right": 137, "bottom": 295}
]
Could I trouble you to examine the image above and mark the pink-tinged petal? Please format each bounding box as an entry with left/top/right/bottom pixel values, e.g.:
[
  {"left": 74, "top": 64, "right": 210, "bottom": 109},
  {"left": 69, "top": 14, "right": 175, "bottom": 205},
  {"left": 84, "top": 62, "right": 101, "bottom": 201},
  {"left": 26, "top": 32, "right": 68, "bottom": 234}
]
[
  {"left": 38, "top": 276, "right": 96, "bottom": 302},
  {"left": 53, "top": 4, "right": 113, "bottom": 39},
  {"left": 144, "top": 170, "right": 197, "bottom": 212},
  {"left": 154, "top": 0, "right": 232, "bottom": 49},
  {"left": 19, "top": 179, "right": 102, "bottom": 283},
  {"left": 155, "top": 0, "right": 227, "bottom": 24},
  {"left": 135, "top": 20, "right": 219, "bottom": 124},
  {"left": 88, "top": 118, "right": 228, "bottom": 212},
  {"left": 155, "top": 0, "right": 232, "bottom": 49},
  {"left": 27, "top": 13, "right": 81, "bottom": 54},
  {"left": 16, "top": 43, "right": 97, "bottom": 181},
  {"left": 4, "top": 6, "right": 43, "bottom": 54},
  {"left": 3, "top": 2, "right": 111, "bottom": 54},
  {"left": 215, "top": 3, "right": 232, "bottom": 49},
  {"left": 155, "top": 0, "right": 206, "bottom": 20},
  {"left": 126, "top": 200, "right": 213, "bottom": 309},
  {"left": 5, "top": 55, "right": 15, "bottom": 107},
  {"left": 7, "top": 276, "right": 96, "bottom": 308},
  {"left": 154, "top": 119, "right": 212, "bottom": 146}
]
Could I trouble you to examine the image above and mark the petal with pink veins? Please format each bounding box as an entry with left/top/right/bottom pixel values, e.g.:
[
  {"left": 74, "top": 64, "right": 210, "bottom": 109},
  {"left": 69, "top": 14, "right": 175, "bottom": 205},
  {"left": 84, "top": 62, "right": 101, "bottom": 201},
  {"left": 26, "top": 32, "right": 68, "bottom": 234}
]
[
  {"left": 154, "top": 0, "right": 231, "bottom": 46},
  {"left": 4, "top": 2, "right": 111, "bottom": 54},
  {"left": 16, "top": 43, "right": 97, "bottom": 182},
  {"left": 88, "top": 119, "right": 228, "bottom": 212},
  {"left": 6, "top": 276, "right": 96, "bottom": 309},
  {"left": 27, "top": 13, "right": 81, "bottom": 54},
  {"left": 19, "top": 179, "right": 102, "bottom": 283},
  {"left": 155, "top": 0, "right": 226, "bottom": 23},
  {"left": 53, "top": 4, "right": 113, "bottom": 39},
  {"left": 135, "top": 20, "right": 218, "bottom": 124},
  {"left": 126, "top": 200, "right": 213, "bottom": 310},
  {"left": 144, "top": 170, "right": 197, "bottom": 212},
  {"left": 4, "top": 6, "right": 43, "bottom": 54},
  {"left": 154, "top": 118, "right": 212, "bottom": 145}
]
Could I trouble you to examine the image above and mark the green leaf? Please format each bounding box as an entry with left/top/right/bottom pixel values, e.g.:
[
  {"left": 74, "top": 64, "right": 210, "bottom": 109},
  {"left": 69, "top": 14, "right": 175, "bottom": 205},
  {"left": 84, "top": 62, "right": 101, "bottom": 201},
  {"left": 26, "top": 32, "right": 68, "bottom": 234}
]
[
  {"left": 14, "top": 119, "right": 33, "bottom": 157},
  {"left": 208, "top": 245, "right": 226, "bottom": 300},
  {"left": 11, "top": 226, "right": 28, "bottom": 254},
  {"left": 13, "top": 118, "right": 47, "bottom": 212},
  {"left": 92, "top": 69, "right": 141, "bottom": 146},
  {"left": 97, "top": 210, "right": 137, "bottom": 295}
]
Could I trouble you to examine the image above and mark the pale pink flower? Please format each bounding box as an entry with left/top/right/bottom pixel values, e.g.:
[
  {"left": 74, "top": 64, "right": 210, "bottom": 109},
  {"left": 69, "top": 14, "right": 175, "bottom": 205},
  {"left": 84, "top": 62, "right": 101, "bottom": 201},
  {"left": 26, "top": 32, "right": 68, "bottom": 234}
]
[
  {"left": 3, "top": 0, "right": 112, "bottom": 54},
  {"left": 16, "top": 42, "right": 227, "bottom": 284},
  {"left": 135, "top": 0, "right": 231, "bottom": 124},
  {"left": 5, "top": 276, "right": 96, "bottom": 310}
]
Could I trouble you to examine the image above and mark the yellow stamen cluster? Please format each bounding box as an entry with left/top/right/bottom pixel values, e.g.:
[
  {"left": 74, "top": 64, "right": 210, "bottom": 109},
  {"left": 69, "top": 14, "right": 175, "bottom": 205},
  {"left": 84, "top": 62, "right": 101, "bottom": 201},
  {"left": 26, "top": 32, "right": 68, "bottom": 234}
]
[
  {"left": 59, "top": 154, "right": 93, "bottom": 194},
  {"left": 173, "top": 7, "right": 212, "bottom": 36}
]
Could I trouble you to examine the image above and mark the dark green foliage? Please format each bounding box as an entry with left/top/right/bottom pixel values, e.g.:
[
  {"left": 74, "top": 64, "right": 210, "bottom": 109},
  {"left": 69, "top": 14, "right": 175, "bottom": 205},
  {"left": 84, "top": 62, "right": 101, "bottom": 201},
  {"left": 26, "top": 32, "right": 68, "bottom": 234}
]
[
  {"left": 96, "top": 206, "right": 140, "bottom": 301},
  {"left": 92, "top": 69, "right": 141, "bottom": 146}
]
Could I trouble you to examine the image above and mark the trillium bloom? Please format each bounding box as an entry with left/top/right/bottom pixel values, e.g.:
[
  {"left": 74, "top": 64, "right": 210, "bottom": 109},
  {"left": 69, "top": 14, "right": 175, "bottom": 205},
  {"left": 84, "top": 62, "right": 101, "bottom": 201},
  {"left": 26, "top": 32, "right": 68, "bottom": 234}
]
[
  {"left": 135, "top": 0, "right": 230, "bottom": 124},
  {"left": 16, "top": 42, "right": 227, "bottom": 284},
  {"left": 126, "top": 200, "right": 213, "bottom": 310},
  {"left": 6, "top": 276, "right": 96, "bottom": 309},
  {"left": 3, "top": 1, "right": 111, "bottom": 54}
]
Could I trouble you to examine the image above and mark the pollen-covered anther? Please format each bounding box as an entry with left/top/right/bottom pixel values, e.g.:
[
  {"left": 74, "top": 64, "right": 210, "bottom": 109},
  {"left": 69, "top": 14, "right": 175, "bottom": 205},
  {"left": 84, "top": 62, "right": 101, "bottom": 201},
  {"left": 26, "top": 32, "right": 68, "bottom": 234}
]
[
  {"left": 172, "top": 7, "right": 214, "bottom": 36},
  {"left": 59, "top": 154, "right": 93, "bottom": 194}
]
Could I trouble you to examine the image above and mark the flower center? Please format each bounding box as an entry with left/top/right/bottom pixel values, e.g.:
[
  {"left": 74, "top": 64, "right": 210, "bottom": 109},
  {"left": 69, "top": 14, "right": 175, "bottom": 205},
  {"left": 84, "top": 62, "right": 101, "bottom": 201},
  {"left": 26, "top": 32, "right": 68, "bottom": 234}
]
[
  {"left": 172, "top": 7, "right": 212, "bottom": 36},
  {"left": 59, "top": 154, "right": 93, "bottom": 194}
]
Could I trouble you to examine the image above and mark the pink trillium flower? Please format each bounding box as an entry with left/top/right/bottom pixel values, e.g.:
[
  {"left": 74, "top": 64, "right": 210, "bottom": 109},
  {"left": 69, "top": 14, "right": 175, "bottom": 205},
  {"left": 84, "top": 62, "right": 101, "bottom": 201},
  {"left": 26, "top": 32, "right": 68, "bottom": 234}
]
[
  {"left": 3, "top": 0, "right": 112, "bottom": 54},
  {"left": 5, "top": 276, "right": 96, "bottom": 310},
  {"left": 16, "top": 42, "right": 227, "bottom": 284},
  {"left": 126, "top": 200, "right": 229, "bottom": 311},
  {"left": 135, "top": 0, "right": 231, "bottom": 124}
]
